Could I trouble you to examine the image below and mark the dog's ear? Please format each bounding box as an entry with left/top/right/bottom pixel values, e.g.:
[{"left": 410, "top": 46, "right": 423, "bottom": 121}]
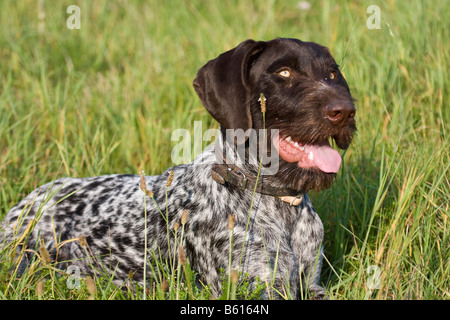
[{"left": 193, "top": 40, "right": 266, "bottom": 144}]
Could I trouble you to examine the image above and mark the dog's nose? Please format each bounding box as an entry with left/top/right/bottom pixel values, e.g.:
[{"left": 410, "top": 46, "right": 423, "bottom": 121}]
[{"left": 325, "top": 101, "right": 356, "bottom": 126}]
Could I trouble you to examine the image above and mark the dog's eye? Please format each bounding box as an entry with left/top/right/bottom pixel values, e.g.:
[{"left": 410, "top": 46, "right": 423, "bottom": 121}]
[
  {"left": 327, "top": 72, "right": 336, "bottom": 80},
  {"left": 278, "top": 70, "right": 291, "bottom": 78}
]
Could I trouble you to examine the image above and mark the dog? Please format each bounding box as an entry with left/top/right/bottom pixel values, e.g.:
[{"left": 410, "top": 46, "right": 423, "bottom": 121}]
[{"left": 1, "top": 38, "right": 356, "bottom": 299}]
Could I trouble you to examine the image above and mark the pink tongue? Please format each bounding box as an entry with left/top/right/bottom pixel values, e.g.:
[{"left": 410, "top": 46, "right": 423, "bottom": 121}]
[
  {"left": 303, "top": 144, "right": 342, "bottom": 173},
  {"left": 275, "top": 137, "right": 342, "bottom": 173}
]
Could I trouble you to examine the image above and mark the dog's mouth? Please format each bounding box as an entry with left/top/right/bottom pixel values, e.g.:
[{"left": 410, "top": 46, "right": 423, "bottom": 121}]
[{"left": 272, "top": 134, "right": 342, "bottom": 173}]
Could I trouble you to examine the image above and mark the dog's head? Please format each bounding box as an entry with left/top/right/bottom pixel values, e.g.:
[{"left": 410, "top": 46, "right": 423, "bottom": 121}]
[{"left": 193, "top": 38, "right": 356, "bottom": 192}]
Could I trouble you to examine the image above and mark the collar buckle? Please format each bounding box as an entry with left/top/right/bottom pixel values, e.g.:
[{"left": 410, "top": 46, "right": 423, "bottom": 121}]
[{"left": 225, "top": 167, "right": 248, "bottom": 190}]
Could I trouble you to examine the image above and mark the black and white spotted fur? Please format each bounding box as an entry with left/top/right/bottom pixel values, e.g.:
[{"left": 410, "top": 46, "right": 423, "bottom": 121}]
[
  {"left": 1, "top": 149, "right": 324, "bottom": 298},
  {"left": 1, "top": 38, "right": 356, "bottom": 299}
]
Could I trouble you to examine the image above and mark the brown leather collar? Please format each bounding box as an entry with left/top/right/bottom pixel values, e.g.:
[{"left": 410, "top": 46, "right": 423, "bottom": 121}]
[{"left": 210, "top": 163, "right": 304, "bottom": 206}]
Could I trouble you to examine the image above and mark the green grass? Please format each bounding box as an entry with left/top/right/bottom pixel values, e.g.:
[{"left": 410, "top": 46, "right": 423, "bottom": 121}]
[{"left": 0, "top": 0, "right": 448, "bottom": 300}]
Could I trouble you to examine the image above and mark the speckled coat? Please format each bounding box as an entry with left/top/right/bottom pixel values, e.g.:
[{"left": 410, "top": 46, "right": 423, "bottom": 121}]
[
  {"left": 1, "top": 38, "right": 357, "bottom": 299},
  {"left": 1, "top": 146, "right": 325, "bottom": 299}
]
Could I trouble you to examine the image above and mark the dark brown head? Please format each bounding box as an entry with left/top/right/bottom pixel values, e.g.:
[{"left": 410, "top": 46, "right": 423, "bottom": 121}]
[{"left": 193, "top": 38, "right": 356, "bottom": 192}]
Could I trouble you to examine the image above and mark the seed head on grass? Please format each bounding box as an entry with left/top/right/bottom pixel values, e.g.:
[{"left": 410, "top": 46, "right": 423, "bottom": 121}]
[
  {"left": 230, "top": 269, "right": 239, "bottom": 300},
  {"left": 231, "top": 269, "right": 239, "bottom": 284},
  {"left": 144, "top": 188, "right": 154, "bottom": 198},
  {"left": 166, "top": 170, "right": 174, "bottom": 187},
  {"left": 178, "top": 245, "right": 194, "bottom": 299},
  {"left": 140, "top": 172, "right": 145, "bottom": 189},
  {"left": 78, "top": 235, "right": 87, "bottom": 247},
  {"left": 85, "top": 276, "right": 97, "bottom": 299},
  {"left": 258, "top": 93, "right": 266, "bottom": 113},
  {"left": 38, "top": 245, "right": 51, "bottom": 264},
  {"left": 139, "top": 171, "right": 154, "bottom": 198},
  {"left": 181, "top": 209, "right": 189, "bottom": 225},
  {"left": 228, "top": 214, "right": 236, "bottom": 230},
  {"left": 85, "top": 276, "right": 97, "bottom": 295},
  {"left": 36, "top": 279, "right": 45, "bottom": 298}
]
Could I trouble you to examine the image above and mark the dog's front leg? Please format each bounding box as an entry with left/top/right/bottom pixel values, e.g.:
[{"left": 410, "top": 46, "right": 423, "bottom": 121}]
[{"left": 290, "top": 194, "right": 327, "bottom": 299}]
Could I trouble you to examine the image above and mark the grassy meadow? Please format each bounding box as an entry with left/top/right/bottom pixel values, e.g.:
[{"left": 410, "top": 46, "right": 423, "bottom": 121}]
[{"left": 0, "top": 0, "right": 448, "bottom": 300}]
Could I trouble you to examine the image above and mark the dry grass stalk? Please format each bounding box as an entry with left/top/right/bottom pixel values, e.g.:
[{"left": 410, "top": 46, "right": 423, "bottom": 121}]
[
  {"left": 228, "top": 214, "right": 236, "bottom": 230},
  {"left": 140, "top": 172, "right": 154, "bottom": 198},
  {"left": 166, "top": 170, "right": 174, "bottom": 187},
  {"left": 181, "top": 209, "right": 189, "bottom": 225}
]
